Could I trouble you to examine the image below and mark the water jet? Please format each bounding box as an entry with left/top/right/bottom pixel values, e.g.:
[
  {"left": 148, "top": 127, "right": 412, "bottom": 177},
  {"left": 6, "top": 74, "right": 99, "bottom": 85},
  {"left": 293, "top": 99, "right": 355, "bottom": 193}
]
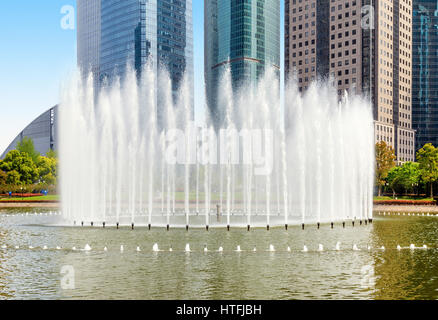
[{"left": 59, "top": 67, "right": 374, "bottom": 231}]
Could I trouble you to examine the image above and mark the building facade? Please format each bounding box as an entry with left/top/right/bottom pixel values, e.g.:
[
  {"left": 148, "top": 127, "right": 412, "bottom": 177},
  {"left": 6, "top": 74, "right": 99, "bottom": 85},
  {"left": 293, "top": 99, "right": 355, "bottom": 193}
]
[
  {"left": 285, "top": 0, "right": 415, "bottom": 163},
  {"left": 1, "top": 106, "right": 58, "bottom": 160},
  {"left": 77, "top": 0, "right": 193, "bottom": 111},
  {"left": 412, "top": 0, "right": 438, "bottom": 151},
  {"left": 77, "top": 0, "right": 101, "bottom": 83},
  {"left": 205, "top": 0, "right": 281, "bottom": 125}
]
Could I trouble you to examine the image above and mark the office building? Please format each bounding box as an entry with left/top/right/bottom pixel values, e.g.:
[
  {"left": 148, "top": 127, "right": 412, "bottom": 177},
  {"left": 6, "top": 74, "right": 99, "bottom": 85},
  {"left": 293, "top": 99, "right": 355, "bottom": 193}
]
[
  {"left": 412, "top": 0, "right": 438, "bottom": 151},
  {"left": 205, "top": 0, "right": 281, "bottom": 125},
  {"left": 285, "top": 0, "right": 415, "bottom": 163},
  {"left": 1, "top": 106, "right": 58, "bottom": 159},
  {"left": 77, "top": 0, "right": 193, "bottom": 110}
]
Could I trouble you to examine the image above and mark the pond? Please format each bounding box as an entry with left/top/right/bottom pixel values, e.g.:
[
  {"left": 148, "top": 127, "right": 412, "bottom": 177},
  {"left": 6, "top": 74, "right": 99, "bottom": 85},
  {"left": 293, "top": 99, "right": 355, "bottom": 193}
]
[{"left": 0, "top": 208, "right": 437, "bottom": 300}]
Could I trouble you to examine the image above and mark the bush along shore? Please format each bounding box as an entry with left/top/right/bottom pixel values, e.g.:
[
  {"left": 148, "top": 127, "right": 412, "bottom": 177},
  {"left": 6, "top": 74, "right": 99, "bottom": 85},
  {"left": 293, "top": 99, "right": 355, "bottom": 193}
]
[{"left": 374, "top": 199, "right": 437, "bottom": 206}]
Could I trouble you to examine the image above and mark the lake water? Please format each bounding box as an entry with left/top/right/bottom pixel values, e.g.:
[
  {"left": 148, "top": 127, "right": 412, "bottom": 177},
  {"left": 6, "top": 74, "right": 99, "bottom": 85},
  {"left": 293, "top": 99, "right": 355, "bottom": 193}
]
[{"left": 0, "top": 208, "right": 437, "bottom": 300}]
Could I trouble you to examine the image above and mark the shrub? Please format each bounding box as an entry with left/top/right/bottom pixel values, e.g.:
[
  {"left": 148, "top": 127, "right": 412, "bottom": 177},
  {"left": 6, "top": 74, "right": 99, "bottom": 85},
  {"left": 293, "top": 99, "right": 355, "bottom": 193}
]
[{"left": 374, "top": 199, "right": 436, "bottom": 206}]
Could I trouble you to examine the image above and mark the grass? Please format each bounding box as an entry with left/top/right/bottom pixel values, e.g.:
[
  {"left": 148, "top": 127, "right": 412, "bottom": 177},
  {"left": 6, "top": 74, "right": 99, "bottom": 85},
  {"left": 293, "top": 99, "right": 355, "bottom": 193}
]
[
  {"left": 374, "top": 196, "right": 434, "bottom": 201},
  {"left": 1, "top": 194, "right": 434, "bottom": 203},
  {"left": 0, "top": 195, "right": 60, "bottom": 202}
]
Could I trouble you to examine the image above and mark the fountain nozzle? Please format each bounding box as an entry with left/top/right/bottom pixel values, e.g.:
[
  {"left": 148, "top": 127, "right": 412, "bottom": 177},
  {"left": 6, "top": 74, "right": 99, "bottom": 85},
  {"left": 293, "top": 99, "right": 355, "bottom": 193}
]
[
  {"left": 331, "top": 222, "right": 334, "bottom": 229},
  {"left": 317, "top": 222, "right": 320, "bottom": 229},
  {"left": 360, "top": 220, "right": 362, "bottom": 226},
  {"left": 352, "top": 221, "right": 355, "bottom": 227},
  {"left": 166, "top": 224, "right": 170, "bottom": 231},
  {"left": 302, "top": 223, "right": 305, "bottom": 230},
  {"left": 148, "top": 224, "right": 151, "bottom": 230},
  {"left": 131, "top": 223, "right": 134, "bottom": 230},
  {"left": 206, "top": 225, "right": 209, "bottom": 231},
  {"left": 342, "top": 222, "right": 345, "bottom": 228},
  {"left": 186, "top": 225, "right": 189, "bottom": 232},
  {"left": 91, "top": 222, "right": 93, "bottom": 227},
  {"left": 228, "top": 225, "right": 231, "bottom": 231},
  {"left": 81, "top": 221, "right": 84, "bottom": 227},
  {"left": 103, "top": 222, "right": 105, "bottom": 228},
  {"left": 246, "top": 225, "right": 250, "bottom": 232},
  {"left": 285, "top": 224, "right": 288, "bottom": 231},
  {"left": 267, "top": 225, "right": 270, "bottom": 231}
]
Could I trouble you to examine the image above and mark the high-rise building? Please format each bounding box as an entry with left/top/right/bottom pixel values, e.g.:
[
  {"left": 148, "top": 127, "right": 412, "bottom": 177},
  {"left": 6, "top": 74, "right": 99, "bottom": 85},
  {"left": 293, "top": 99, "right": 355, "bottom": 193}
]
[
  {"left": 285, "top": 0, "right": 415, "bottom": 163},
  {"left": 412, "top": 1, "right": 438, "bottom": 151},
  {"left": 99, "top": 0, "right": 151, "bottom": 81},
  {"left": 77, "top": 0, "right": 101, "bottom": 84},
  {"left": 205, "top": 0, "right": 281, "bottom": 125},
  {"left": 77, "top": 0, "right": 193, "bottom": 113}
]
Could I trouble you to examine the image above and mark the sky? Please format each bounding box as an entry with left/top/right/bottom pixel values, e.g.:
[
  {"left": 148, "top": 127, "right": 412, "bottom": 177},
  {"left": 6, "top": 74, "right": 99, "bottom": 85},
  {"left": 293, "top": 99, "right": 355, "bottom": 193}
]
[{"left": 0, "top": 1, "right": 284, "bottom": 155}]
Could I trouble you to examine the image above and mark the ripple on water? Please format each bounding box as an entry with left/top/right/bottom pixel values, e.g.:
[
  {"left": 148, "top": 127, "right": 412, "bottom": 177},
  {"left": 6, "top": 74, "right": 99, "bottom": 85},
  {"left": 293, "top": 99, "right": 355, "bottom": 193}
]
[{"left": 0, "top": 213, "right": 438, "bottom": 299}]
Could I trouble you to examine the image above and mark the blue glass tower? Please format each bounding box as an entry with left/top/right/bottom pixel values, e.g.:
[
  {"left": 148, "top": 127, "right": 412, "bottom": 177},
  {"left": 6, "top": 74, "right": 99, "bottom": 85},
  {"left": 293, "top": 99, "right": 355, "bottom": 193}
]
[
  {"left": 412, "top": 1, "right": 438, "bottom": 150},
  {"left": 78, "top": 0, "right": 193, "bottom": 112},
  {"left": 99, "top": 0, "right": 153, "bottom": 81},
  {"left": 205, "top": 0, "right": 281, "bottom": 125}
]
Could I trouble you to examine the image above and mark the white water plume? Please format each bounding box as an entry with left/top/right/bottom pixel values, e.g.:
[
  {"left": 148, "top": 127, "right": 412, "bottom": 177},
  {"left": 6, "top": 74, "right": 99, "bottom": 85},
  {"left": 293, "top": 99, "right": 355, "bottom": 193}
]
[{"left": 59, "top": 65, "right": 374, "bottom": 228}]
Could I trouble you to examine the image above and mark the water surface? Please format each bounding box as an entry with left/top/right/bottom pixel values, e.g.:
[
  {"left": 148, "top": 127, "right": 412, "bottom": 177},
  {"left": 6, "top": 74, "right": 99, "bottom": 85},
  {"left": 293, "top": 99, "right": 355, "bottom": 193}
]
[{"left": 0, "top": 209, "right": 437, "bottom": 300}]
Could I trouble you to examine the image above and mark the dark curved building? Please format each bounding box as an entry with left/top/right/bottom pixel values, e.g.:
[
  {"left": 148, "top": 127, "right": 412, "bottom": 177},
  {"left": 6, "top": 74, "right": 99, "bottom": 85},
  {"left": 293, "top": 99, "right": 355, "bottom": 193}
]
[{"left": 0, "top": 106, "right": 58, "bottom": 159}]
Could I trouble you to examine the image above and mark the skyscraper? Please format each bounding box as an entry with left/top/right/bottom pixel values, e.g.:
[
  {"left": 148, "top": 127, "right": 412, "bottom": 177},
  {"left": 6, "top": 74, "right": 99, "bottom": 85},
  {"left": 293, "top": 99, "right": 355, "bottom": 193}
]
[
  {"left": 77, "top": 0, "right": 193, "bottom": 110},
  {"left": 285, "top": 0, "right": 415, "bottom": 163},
  {"left": 77, "top": 0, "right": 101, "bottom": 83},
  {"left": 412, "top": 1, "right": 438, "bottom": 151},
  {"left": 205, "top": 0, "right": 281, "bottom": 125}
]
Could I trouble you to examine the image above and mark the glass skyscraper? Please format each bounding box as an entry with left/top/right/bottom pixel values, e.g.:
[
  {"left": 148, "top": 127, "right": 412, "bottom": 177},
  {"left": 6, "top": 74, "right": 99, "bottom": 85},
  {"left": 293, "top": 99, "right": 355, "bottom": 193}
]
[
  {"left": 412, "top": 1, "right": 438, "bottom": 150},
  {"left": 77, "top": 0, "right": 101, "bottom": 87},
  {"left": 205, "top": 0, "right": 281, "bottom": 124},
  {"left": 78, "top": 0, "right": 193, "bottom": 110}
]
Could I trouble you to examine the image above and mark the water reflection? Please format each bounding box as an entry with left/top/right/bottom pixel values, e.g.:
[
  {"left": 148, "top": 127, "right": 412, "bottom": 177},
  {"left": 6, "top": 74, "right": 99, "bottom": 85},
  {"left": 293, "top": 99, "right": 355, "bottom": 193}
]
[{"left": 0, "top": 209, "right": 437, "bottom": 299}]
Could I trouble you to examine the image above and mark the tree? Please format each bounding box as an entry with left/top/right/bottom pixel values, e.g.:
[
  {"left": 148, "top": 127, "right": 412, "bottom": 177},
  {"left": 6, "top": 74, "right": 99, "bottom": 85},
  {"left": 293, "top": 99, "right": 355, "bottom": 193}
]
[
  {"left": 417, "top": 143, "right": 438, "bottom": 198},
  {"left": 46, "top": 149, "right": 57, "bottom": 159},
  {"left": 400, "top": 162, "right": 420, "bottom": 193},
  {"left": 16, "top": 137, "right": 40, "bottom": 164},
  {"left": 386, "top": 166, "right": 403, "bottom": 197},
  {"left": 0, "top": 169, "right": 7, "bottom": 185},
  {"left": 37, "top": 155, "right": 58, "bottom": 185},
  {"left": 6, "top": 170, "right": 20, "bottom": 185},
  {"left": 0, "top": 150, "right": 39, "bottom": 185},
  {"left": 375, "top": 141, "right": 396, "bottom": 196},
  {"left": 386, "top": 162, "right": 420, "bottom": 197}
]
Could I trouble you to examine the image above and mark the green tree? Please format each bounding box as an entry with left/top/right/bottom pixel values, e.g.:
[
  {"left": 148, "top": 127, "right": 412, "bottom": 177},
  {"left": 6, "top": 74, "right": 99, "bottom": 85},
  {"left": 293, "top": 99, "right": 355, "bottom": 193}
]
[
  {"left": 375, "top": 141, "right": 396, "bottom": 196},
  {"left": 400, "top": 162, "right": 420, "bottom": 193},
  {"left": 386, "top": 162, "right": 420, "bottom": 197},
  {"left": 6, "top": 170, "right": 20, "bottom": 185},
  {"left": 0, "top": 169, "right": 7, "bottom": 185},
  {"left": 16, "top": 137, "right": 40, "bottom": 164},
  {"left": 45, "top": 149, "right": 57, "bottom": 159},
  {"left": 37, "top": 155, "right": 58, "bottom": 185},
  {"left": 417, "top": 143, "right": 438, "bottom": 198},
  {"left": 0, "top": 150, "right": 39, "bottom": 185},
  {"left": 386, "top": 166, "right": 403, "bottom": 197}
]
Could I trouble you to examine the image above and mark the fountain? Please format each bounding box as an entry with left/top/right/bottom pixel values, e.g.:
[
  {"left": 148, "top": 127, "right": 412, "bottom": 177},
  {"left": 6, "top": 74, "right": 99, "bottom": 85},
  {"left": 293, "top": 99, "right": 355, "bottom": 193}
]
[{"left": 59, "top": 65, "right": 374, "bottom": 229}]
